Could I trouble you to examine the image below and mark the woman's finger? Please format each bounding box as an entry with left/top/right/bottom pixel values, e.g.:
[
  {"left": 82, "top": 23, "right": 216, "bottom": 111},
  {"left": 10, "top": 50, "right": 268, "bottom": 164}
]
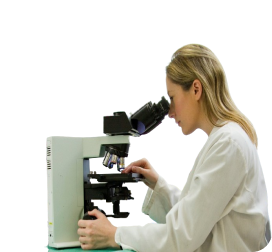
[
  {"left": 79, "top": 236, "right": 88, "bottom": 244},
  {"left": 77, "top": 227, "right": 86, "bottom": 236}
]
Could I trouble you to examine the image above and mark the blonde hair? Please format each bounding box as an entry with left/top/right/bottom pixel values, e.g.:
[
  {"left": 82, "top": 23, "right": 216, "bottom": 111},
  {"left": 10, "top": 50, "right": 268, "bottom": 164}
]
[{"left": 166, "top": 44, "right": 258, "bottom": 147}]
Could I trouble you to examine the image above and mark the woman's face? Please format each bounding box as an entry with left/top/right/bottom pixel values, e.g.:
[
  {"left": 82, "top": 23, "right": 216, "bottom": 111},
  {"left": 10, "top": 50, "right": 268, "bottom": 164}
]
[{"left": 166, "top": 77, "right": 201, "bottom": 135}]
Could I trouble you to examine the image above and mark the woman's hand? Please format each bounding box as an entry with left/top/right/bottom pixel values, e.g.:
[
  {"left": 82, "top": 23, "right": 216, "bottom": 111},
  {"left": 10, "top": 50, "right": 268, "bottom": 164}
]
[
  {"left": 77, "top": 209, "right": 120, "bottom": 250},
  {"left": 122, "top": 158, "right": 159, "bottom": 190}
]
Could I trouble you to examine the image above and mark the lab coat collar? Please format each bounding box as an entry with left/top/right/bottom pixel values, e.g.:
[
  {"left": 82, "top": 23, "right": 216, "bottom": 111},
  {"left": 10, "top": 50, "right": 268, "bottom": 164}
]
[{"left": 208, "top": 120, "right": 228, "bottom": 137}]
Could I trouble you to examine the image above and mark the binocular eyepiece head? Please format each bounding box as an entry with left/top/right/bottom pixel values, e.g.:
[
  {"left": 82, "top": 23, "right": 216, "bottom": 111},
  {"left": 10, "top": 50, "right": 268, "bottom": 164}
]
[
  {"left": 104, "top": 96, "right": 170, "bottom": 137},
  {"left": 130, "top": 96, "right": 170, "bottom": 135}
]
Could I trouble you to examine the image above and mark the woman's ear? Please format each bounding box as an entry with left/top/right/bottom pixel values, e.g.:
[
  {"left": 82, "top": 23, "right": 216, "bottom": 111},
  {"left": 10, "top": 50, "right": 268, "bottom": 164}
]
[{"left": 192, "top": 79, "right": 203, "bottom": 101}]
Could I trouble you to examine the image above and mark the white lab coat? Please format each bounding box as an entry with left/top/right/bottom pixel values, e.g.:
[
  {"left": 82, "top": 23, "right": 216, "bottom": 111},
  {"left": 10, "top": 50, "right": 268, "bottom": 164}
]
[{"left": 115, "top": 122, "right": 270, "bottom": 252}]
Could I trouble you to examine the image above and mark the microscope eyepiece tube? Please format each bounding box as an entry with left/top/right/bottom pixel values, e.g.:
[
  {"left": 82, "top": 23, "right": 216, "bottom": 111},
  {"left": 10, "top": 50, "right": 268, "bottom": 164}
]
[{"left": 130, "top": 96, "right": 170, "bottom": 135}]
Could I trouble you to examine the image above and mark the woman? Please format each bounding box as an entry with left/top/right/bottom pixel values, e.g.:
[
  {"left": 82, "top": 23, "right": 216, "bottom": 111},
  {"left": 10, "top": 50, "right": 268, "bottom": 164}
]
[{"left": 78, "top": 44, "right": 270, "bottom": 251}]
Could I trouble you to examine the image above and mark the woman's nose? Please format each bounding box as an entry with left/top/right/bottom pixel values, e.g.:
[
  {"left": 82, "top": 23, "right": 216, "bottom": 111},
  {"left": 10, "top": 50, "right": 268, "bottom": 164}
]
[{"left": 168, "top": 109, "right": 174, "bottom": 119}]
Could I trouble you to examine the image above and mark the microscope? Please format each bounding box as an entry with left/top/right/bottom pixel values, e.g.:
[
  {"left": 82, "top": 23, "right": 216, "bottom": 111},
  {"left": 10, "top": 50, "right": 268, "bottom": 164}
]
[{"left": 47, "top": 96, "right": 169, "bottom": 248}]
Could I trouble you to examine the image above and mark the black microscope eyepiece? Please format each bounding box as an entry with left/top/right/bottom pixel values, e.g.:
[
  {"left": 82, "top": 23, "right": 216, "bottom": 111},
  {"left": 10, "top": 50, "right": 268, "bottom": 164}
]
[{"left": 130, "top": 96, "right": 170, "bottom": 135}]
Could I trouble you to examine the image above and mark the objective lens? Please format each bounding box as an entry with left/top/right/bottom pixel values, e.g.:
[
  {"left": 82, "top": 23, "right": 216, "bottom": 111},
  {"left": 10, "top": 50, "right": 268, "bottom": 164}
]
[
  {"left": 103, "top": 152, "right": 111, "bottom": 167},
  {"left": 111, "top": 154, "right": 118, "bottom": 164},
  {"left": 120, "top": 157, "right": 127, "bottom": 169}
]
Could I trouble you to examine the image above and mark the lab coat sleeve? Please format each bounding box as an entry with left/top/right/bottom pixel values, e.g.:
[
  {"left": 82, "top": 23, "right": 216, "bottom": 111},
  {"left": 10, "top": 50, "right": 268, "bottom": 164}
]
[
  {"left": 141, "top": 175, "right": 182, "bottom": 223},
  {"left": 115, "top": 135, "right": 247, "bottom": 252}
]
